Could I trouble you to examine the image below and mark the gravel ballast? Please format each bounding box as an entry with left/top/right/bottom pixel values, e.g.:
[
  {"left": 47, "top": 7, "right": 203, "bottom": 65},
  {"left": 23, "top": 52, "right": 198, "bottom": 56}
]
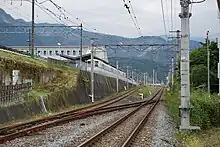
[
  {"left": 0, "top": 108, "right": 135, "bottom": 147},
  {"left": 130, "top": 102, "right": 177, "bottom": 147},
  {"left": 89, "top": 104, "right": 153, "bottom": 147}
]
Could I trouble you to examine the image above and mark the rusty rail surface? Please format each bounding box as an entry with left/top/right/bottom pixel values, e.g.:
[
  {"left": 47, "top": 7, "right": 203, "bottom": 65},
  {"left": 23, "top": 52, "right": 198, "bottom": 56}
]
[
  {"left": 0, "top": 87, "right": 145, "bottom": 144},
  {"left": 122, "top": 88, "right": 164, "bottom": 147},
  {"left": 78, "top": 88, "right": 163, "bottom": 147},
  {"left": 0, "top": 87, "right": 138, "bottom": 134}
]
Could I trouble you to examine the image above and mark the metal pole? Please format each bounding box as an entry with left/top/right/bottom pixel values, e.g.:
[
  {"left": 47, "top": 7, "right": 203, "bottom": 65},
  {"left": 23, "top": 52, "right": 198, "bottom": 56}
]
[
  {"left": 31, "top": 0, "right": 35, "bottom": 57},
  {"left": 153, "top": 69, "right": 155, "bottom": 88},
  {"left": 207, "top": 31, "right": 210, "bottom": 97},
  {"left": 29, "top": 28, "right": 31, "bottom": 54},
  {"left": 179, "top": 0, "right": 200, "bottom": 130},
  {"left": 218, "top": 16, "right": 220, "bottom": 95},
  {"left": 132, "top": 70, "right": 134, "bottom": 84},
  {"left": 80, "top": 23, "right": 83, "bottom": 69},
  {"left": 126, "top": 66, "right": 129, "bottom": 89},
  {"left": 116, "top": 60, "right": 119, "bottom": 92},
  {"left": 146, "top": 74, "right": 148, "bottom": 86},
  {"left": 217, "top": 0, "right": 220, "bottom": 96},
  {"left": 90, "top": 39, "right": 95, "bottom": 103},
  {"left": 177, "top": 30, "right": 181, "bottom": 74},
  {"left": 144, "top": 73, "right": 146, "bottom": 86},
  {"left": 172, "top": 57, "right": 174, "bottom": 87}
]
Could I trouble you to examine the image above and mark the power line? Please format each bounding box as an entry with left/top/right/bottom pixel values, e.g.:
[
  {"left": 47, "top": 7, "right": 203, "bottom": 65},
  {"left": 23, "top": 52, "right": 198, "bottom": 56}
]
[
  {"left": 160, "top": 0, "right": 168, "bottom": 38},
  {"left": 170, "top": 0, "right": 174, "bottom": 33},
  {"left": 122, "top": 0, "right": 142, "bottom": 37},
  {"left": 128, "top": 0, "right": 142, "bottom": 36}
]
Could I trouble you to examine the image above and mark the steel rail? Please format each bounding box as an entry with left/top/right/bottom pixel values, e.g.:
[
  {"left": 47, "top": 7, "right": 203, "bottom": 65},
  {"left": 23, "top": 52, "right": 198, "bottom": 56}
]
[
  {"left": 122, "top": 89, "right": 164, "bottom": 147},
  {"left": 0, "top": 98, "right": 155, "bottom": 144},
  {"left": 0, "top": 87, "right": 150, "bottom": 144},
  {"left": 78, "top": 88, "right": 163, "bottom": 147},
  {"left": 0, "top": 87, "right": 138, "bottom": 135}
]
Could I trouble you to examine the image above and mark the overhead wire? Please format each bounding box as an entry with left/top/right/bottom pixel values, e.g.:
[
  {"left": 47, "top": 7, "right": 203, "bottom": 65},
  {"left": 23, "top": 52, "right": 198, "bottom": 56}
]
[
  {"left": 160, "top": 0, "right": 168, "bottom": 39},
  {"left": 122, "top": 0, "right": 142, "bottom": 37}
]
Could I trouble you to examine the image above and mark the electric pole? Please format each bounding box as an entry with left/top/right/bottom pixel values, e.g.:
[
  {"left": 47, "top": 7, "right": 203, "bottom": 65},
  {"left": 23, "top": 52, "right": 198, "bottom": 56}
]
[
  {"left": 172, "top": 57, "right": 174, "bottom": 88},
  {"left": 80, "top": 23, "right": 83, "bottom": 69},
  {"left": 179, "top": 0, "right": 200, "bottom": 130},
  {"left": 31, "top": 0, "right": 35, "bottom": 57},
  {"left": 116, "top": 60, "right": 119, "bottom": 92},
  {"left": 207, "top": 31, "right": 210, "bottom": 97},
  {"left": 90, "top": 39, "right": 95, "bottom": 103},
  {"left": 217, "top": 0, "right": 220, "bottom": 95},
  {"left": 153, "top": 69, "right": 155, "bottom": 88},
  {"left": 146, "top": 73, "right": 148, "bottom": 86},
  {"left": 126, "top": 66, "right": 129, "bottom": 89}
]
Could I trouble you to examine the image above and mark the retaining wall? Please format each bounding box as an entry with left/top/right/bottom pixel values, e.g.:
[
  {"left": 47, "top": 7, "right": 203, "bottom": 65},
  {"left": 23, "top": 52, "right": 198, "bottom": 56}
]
[{"left": 0, "top": 71, "right": 133, "bottom": 124}]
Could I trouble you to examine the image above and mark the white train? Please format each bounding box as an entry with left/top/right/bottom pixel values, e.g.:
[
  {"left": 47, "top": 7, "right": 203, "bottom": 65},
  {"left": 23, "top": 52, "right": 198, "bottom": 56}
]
[{"left": 87, "top": 59, "right": 126, "bottom": 78}]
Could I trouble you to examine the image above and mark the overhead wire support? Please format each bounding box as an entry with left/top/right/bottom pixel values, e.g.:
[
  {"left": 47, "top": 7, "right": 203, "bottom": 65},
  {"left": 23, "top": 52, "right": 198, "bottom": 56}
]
[{"left": 160, "top": 0, "right": 168, "bottom": 39}]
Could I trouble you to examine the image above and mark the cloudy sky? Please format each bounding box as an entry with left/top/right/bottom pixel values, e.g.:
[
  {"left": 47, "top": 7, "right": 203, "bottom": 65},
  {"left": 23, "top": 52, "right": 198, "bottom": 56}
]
[{"left": 0, "top": 0, "right": 218, "bottom": 38}]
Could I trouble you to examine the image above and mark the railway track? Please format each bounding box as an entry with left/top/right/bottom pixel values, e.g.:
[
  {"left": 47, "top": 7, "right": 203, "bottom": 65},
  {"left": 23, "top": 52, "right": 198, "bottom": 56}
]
[
  {"left": 0, "top": 87, "right": 155, "bottom": 144},
  {"left": 78, "top": 88, "right": 163, "bottom": 147}
]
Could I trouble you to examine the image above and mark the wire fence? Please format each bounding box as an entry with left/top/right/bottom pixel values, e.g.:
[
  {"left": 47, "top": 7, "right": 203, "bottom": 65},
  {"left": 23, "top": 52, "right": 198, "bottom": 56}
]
[{"left": 0, "top": 83, "right": 31, "bottom": 106}]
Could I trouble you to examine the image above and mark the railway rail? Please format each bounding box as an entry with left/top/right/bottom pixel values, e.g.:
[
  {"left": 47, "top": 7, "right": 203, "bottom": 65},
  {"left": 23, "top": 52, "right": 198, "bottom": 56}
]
[
  {"left": 78, "top": 88, "right": 163, "bottom": 147},
  {"left": 0, "top": 87, "right": 154, "bottom": 144},
  {"left": 0, "top": 87, "right": 137, "bottom": 135}
]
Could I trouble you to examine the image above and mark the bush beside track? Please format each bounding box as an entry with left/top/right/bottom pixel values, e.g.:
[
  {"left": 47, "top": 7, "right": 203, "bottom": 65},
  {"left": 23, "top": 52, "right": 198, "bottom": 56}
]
[{"left": 166, "top": 86, "right": 220, "bottom": 146}]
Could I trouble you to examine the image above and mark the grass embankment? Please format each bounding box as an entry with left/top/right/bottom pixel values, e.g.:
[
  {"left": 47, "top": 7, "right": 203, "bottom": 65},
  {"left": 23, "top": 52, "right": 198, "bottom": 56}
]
[
  {"left": 0, "top": 50, "right": 79, "bottom": 101},
  {"left": 166, "top": 88, "right": 220, "bottom": 146},
  {"left": 136, "top": 86, "right": 153, "bottom": 98}
]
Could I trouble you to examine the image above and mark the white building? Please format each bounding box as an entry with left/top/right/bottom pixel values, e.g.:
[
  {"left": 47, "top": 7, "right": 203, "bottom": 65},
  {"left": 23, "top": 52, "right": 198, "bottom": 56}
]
[{"left": 9, "top": 46, "right": 109, "bottom": 62}]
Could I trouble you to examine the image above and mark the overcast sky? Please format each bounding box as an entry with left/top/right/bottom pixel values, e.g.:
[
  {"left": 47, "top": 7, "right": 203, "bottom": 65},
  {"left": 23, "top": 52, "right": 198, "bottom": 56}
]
[{"left": 0, "top": 0, "right": 218, "bottom": 38}]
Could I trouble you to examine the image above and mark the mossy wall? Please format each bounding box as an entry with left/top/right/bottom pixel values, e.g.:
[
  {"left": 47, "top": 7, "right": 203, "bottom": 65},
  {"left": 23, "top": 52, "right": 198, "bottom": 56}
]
[{"left": 0, "top": 71, "right": 133, "bottom": 124}]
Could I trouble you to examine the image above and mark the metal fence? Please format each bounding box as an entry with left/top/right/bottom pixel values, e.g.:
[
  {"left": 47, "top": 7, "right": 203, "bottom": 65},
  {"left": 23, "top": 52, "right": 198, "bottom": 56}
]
[{"left": 0, "top": 83, "right": 31, "bottom": 106}]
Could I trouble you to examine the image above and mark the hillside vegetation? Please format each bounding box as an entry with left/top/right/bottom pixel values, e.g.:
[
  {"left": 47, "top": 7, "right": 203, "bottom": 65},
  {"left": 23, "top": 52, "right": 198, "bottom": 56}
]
[{"left": 0, "top": 50, "right": 79, "bottom": 101}]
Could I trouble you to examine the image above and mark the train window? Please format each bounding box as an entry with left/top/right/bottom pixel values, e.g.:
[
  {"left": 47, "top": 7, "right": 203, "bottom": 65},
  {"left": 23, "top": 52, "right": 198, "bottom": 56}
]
[
  {"left": 61, "top": 50, "right": 64, "bottom": 55},
  {"left": 49, "top": 51, "right": 52, "bottom": 56},
  {"left": 67, "top": 50, "right": 70, "bottom": 55},
  {"left": 38, "top": 51, "right": 41, "bottom": 55},
  {"left": 44, "top": 51, "right": 47, "bottom": 55},
  {"left": 73, "top": 50, "right": 76, "bottom": 55},
  {"left": 55, "top": 50, "right": 58, "bottom": 55},
  {"left": 95, "top": 61, "right": 99, "bottom": 67}
]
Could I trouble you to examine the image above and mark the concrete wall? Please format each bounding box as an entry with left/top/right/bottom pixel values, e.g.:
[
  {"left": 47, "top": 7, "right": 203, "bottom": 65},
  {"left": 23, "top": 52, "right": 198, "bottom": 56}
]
[{"left": 0, "top": 71, "right": 133, "bottom": 124}]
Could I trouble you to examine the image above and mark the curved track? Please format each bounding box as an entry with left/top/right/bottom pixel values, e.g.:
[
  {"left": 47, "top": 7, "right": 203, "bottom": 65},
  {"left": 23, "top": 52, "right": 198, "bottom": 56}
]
[
  {"left": 78, "top": 88, "right": 163, "bottom": 147},
  {"left": 0, "top": 87, "right": 145, "bottom": 144}
]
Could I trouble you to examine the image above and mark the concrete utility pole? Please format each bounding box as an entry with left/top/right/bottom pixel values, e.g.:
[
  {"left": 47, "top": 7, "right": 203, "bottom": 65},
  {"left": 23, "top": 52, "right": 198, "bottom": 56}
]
[
  {"left": 31, "top": 0, "right": 35, "bottom": 57},
  {"left": 179, "top": 0, "right": 200, "bottom": 130},
  {"left": 217, "top": 0, "right": 220, "bottom": 95},
  {"left": 90, "top": 39, "right": 95, "bottom": 103},
  {"left": 153, "top": 69, "right": 155, "bottom": 88},
  {"left": 171, "top": 57, "right": 174, "bottom": 88},
  {"left": 207, "top": 31, "right": 210, "bottom": 97},
  {"left": 177, "top": 30, "right": 181, "bottom": 73},
  {"left": 126, "top": 66, "right": 129, "bottom": 89},
  {"left": 145, "top": 73, "right": 148, "bottom": 86},
  {"left": 80, "top": 23, "right": 83, "bottom": 69},
  {"left": 116, "top": 60, "right": 119, "bottom": 92},
  {"left": 170, "top": 30, "right": 181, "bottom": 74}
]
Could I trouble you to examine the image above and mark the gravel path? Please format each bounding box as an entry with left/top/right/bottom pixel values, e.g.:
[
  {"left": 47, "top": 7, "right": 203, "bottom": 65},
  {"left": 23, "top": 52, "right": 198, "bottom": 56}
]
[
  {"left": 150, "top": 102, "right": 177, "bottom": 147},
  {"left": 0, "top": 108, "right": 135, "bottom": 147},
  {"left": 90, "top": 104, "right": 153, "bottom": 147}
]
